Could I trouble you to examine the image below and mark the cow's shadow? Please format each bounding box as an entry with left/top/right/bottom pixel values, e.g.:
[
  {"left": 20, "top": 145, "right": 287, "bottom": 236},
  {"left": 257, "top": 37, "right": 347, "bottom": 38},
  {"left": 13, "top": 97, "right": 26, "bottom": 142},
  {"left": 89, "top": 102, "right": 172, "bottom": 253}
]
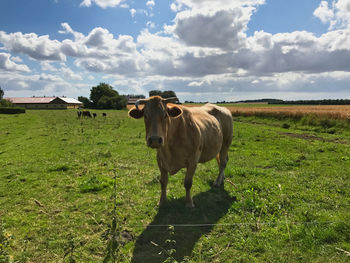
[{"left": 131, "top": 187, "right": 235, "bottom": 263}]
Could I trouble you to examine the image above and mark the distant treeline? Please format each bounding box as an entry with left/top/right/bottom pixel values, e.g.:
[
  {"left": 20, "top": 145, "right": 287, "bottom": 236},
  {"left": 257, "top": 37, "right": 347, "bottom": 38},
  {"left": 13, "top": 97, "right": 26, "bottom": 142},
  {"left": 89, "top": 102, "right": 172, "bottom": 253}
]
[
  {"left": 269, "top": 99, "right": 350, "bottom": 105},
  {"left": 215, "top": 99, "right": 350, "bottom": 105},
  {"left": 149, "top": 90, "right": 177, "bottom": 98},
  {"left": 127, "top": 94, "right": 146, "bottom": 99}
]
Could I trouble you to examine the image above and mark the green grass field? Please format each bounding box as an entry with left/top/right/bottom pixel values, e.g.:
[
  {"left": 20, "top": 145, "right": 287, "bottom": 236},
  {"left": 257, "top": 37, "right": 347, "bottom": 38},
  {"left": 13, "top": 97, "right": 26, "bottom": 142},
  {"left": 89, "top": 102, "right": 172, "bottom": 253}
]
[{"left": 0, "top": 109, "right": 349, "bottom": 262}]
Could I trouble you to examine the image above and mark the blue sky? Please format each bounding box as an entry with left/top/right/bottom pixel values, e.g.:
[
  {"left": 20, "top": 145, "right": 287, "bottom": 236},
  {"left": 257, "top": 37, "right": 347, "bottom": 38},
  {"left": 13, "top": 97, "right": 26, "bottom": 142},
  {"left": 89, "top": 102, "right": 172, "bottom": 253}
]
[{"left": 1, "top": 0, "right": 350, "bottom": 102}]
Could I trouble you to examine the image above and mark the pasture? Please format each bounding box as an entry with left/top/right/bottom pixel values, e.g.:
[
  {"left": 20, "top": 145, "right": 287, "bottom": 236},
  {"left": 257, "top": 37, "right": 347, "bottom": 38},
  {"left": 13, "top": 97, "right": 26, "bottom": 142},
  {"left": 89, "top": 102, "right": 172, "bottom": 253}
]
[{"left": 0, "top": 108, "right": 349, "bottom": 262}]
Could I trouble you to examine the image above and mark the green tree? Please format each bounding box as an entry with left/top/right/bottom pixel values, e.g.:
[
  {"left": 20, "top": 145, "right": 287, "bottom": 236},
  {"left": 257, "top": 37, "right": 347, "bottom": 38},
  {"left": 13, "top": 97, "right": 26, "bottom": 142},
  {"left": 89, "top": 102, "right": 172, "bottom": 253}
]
[
  {"left": 149, "top": 90, "right": 177, "bottom": 98},
  {"left": 87, "top": 83, "right": 127, "bottom": 109},
  {"left": 162, "top": 90, "right": 176, "bottom": 98},
  {"left": 115, "top": 96, "right": 127, "bottom": 110},
  {"left": 149, "top": 90, "right": 163, "bottom": 97},
  {"left": 90, "top": 83, "right": 119, "bottom": 107},
  {"left": 0, "top": 99, "right": 13, "bottom": 107},
  {"left": 97, "top": 95, "right": 127, "bottom": 110},
  {"left": 0, "top": 87, "right": 14, "bottom": 107},
  {"left": 97, "top": 96, "right": 115, "bottom": 109},
  {"left": 78, "top": 96, "right": 92, "bottom": 108}
]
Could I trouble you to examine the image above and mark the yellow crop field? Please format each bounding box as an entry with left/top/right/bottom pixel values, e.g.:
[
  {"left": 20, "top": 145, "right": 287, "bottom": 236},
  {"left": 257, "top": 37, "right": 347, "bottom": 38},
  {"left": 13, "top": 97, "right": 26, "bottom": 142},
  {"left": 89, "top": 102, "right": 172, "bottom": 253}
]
[{"left": 226, "top": 105, "right": 350, "bottom": 120}]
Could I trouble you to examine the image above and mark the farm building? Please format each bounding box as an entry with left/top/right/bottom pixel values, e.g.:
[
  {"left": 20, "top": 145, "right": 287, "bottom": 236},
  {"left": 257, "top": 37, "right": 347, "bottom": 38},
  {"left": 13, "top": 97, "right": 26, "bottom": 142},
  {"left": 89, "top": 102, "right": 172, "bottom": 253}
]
[
  {"left": 127, "top": 96, "right": 145, "bottom": 105},
  {"left": 127, "top": 98, "right": 139, "bottom": 105},
  {"left": 7, "top": 97, "right": 83, "bottom": 109}
]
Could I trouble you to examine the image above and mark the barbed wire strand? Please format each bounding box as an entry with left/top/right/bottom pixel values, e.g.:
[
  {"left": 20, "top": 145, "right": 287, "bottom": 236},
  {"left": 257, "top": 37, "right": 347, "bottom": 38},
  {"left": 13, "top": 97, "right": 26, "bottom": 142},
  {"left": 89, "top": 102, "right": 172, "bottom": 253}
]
[{"left": 128, "top": 220, "right": 345, "bottom": 228}]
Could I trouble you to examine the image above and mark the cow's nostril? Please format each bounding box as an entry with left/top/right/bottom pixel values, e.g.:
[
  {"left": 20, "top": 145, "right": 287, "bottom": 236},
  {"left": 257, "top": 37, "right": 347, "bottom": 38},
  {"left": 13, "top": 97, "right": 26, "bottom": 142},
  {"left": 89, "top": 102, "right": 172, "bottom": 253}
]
[{"left": 147, "top": 136, "right": 163, "bottom": 148}]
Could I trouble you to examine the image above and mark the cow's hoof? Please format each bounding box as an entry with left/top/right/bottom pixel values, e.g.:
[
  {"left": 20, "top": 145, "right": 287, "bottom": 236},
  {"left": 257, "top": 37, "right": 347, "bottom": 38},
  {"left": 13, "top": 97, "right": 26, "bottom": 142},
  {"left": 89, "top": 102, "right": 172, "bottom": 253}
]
[{"left": 213, "top": 179, "right": 225, "bottom": 188}]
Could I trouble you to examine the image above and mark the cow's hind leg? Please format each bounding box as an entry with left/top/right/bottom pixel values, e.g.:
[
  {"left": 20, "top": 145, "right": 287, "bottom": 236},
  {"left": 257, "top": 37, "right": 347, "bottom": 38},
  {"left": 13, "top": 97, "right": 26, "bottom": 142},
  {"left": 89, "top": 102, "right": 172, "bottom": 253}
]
[
  {"left": 184, "top": 163, "right": 197, "bottom": 208},
  {"left": 214, "top": 147, "right": 229, "bottom": 187}
]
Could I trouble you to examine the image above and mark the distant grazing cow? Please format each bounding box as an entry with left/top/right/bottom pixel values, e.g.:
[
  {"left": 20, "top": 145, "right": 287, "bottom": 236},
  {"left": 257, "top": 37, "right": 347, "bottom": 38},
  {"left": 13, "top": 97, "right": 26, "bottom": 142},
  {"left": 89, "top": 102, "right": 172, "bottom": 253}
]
[
  {"left": 102, "top": 112, "right": 107, "bottom": 118},
  {"left": 82, "top": 110, "right": 92, "bottom": 118},
  {"left": 93, "top": 113, "right": 97, "bottom": 118},
  {"left": 128, "top": 96, "right": 233, "bottom": 207},
  {"left": 77, "top": 111, "right": 82, "bottom": 118}
]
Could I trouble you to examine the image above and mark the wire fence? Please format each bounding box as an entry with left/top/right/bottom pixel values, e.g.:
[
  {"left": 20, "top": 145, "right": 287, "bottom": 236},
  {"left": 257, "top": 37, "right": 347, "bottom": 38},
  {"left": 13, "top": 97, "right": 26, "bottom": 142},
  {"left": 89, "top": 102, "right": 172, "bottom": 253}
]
[{"left": 128, "top": 220, "right": 346, "bottom": 228}]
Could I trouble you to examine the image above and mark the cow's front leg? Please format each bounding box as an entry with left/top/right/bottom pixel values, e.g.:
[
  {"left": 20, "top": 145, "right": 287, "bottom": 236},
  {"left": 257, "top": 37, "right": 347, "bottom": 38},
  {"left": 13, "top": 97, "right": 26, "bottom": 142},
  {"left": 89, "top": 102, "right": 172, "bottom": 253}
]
[
  {"left": 159, "top": 168, "right": 168, "bottom": 206},
  {"left": 184, "top": 164, "right": 197, "bottom": 208}
]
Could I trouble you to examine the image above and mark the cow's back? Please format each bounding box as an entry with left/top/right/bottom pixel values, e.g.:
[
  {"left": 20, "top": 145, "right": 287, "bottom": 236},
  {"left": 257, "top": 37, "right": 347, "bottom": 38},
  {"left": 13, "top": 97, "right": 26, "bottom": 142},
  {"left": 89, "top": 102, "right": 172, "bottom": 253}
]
[{"left": 200, "top": 104, "right": 233, "bottom": 147}]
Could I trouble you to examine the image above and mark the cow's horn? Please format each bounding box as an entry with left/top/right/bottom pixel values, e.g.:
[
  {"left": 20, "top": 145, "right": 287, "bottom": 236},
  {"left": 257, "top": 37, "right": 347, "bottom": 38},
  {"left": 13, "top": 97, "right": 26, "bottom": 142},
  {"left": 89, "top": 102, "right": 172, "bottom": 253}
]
[
  {"left": 135, "top": 98, "right": 148, "bottom": 109},
  {"left": 162, "top": 97, "right": 179, "bottom": 104}
]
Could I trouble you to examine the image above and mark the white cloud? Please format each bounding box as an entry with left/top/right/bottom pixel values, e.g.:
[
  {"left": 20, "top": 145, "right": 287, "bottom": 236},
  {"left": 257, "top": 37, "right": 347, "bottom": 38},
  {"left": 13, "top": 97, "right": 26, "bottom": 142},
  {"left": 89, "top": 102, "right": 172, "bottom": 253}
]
[
  {"left": 80, "top": 0, "right": 125, "bottom": 8},
  {"left": 0, "top": 31, "right": 65, "bottom": 61},
  {"left": 39, "top": 73, "right": 63, "bottom": 82},
  {"left": 187, "top": 80, "right": 211, "bottom": 87},
  {"left": 170, "top": 0, "right": 265, "bottom": 12},
  {"left": 60, "top": 66, "right": 83, "bottom": 80},
  {"left": 59, "top": 22, "right": 84, "bottom": 40},
  {"left": 0, "top": 53, "right": 30, "bottom": 72},
  {"left": 58, "top": 24, "right": 145, "bottom": 74},
  {"left": 130, "top": 8, "right": 137, "bottom": 17},
  {"left": 313, "top": 1, "right": 334, "bottom": 24},
  {"left": 2, "top": 21, "right": 350, "bottom": 82},
  {"left": 40, "top": 61, "right": 58, "bottom": 71},
  {"left": 314, "top": 0, "right": 350, "bottom": 29},
  {"left": 129, "top": 8, "right": 149, "bottom": 18},
  {"left": 80, "top": 0, "right": 91, "bottom": 7},
  {"left": 0, "top": 71, "right": 71, "bottom": 96},
  {"left": 11, "top": 56, "right": 23, "bottom": 63},
  {"left": 146, "top": 21, "right": 156, "bottom": 29},
  {"left": 146, "top": 0, "right": 155, "bottom": 9},
  {"left": 84, "top": 27, "right": 114, "bottom": 48},
  {"left": 172, "top": 8, "right": 252, "bottom": 50}
]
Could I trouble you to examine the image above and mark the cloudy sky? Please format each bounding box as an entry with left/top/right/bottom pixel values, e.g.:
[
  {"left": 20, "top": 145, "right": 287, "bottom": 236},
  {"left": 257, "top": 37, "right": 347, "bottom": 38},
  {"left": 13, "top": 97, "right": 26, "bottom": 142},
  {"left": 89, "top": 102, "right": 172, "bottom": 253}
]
[{"left": 1, "top": 0, "right": 350, "bottom": 102}]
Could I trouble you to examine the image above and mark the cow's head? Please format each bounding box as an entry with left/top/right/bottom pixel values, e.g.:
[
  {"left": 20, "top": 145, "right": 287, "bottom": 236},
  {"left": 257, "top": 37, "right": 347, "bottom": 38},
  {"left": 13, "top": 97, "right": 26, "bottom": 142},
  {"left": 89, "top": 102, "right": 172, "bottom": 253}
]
[{"left": 128, "top": 96, "right": 183, "bottom": 148}]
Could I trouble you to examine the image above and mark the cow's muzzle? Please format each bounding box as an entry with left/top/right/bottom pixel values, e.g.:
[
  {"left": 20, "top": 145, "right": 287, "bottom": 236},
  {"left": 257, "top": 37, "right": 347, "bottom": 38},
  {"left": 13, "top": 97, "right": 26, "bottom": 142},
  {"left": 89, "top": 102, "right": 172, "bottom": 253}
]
[{"left": 147, "top": 136, "right": 163, "bottom": 148}]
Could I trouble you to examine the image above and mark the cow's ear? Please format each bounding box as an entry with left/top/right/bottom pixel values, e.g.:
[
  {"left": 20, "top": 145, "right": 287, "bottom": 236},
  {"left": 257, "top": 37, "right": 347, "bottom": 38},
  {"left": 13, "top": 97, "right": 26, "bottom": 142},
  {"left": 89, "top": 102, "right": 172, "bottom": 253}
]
[
  {"left": 128, "top": 107, "right": 144, "bottom": 119},
  {"left": 167, "top": 105, "right": 182, "bottom": 118}
]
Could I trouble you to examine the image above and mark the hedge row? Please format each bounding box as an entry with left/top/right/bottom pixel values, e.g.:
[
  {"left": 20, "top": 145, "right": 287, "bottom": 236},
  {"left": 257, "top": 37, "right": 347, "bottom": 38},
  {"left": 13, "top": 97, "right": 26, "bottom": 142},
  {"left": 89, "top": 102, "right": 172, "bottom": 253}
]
[{"left": 0, "top": 107, "right": 26, "bottom": 114}]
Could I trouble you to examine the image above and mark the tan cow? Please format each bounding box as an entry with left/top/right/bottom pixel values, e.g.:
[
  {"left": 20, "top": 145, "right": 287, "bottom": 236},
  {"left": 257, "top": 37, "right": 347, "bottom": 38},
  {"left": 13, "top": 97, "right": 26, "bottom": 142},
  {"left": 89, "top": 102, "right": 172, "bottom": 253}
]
[{"left": 128, "top": 96, "right": 233, "bottom": 207}]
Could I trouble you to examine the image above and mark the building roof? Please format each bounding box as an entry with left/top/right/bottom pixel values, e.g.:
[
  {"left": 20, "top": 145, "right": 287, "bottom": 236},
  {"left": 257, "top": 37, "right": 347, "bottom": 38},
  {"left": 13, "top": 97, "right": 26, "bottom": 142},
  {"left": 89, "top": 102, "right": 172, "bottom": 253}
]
[
  {"left": 7, "top": 97, "right": 56, "bottom": 104},
  {"left": 58, "top": 97, "right": 82, "bottom": 104},
  {"left": 128, "top": 98, "right": 139, "bottom": 104},
  {"left": 7, "top": 97, "right": 82, "bottom": 104}
]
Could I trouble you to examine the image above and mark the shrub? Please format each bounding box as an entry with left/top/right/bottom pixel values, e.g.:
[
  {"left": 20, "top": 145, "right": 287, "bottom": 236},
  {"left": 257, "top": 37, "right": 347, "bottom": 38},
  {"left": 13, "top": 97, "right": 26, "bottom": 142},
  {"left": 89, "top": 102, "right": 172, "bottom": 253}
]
[
  {"left": 0, "top": 107, "right": 25, "bottom": 114},
  {"left": 0, "top": 99, "right": 14, "bottom": 108}
]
